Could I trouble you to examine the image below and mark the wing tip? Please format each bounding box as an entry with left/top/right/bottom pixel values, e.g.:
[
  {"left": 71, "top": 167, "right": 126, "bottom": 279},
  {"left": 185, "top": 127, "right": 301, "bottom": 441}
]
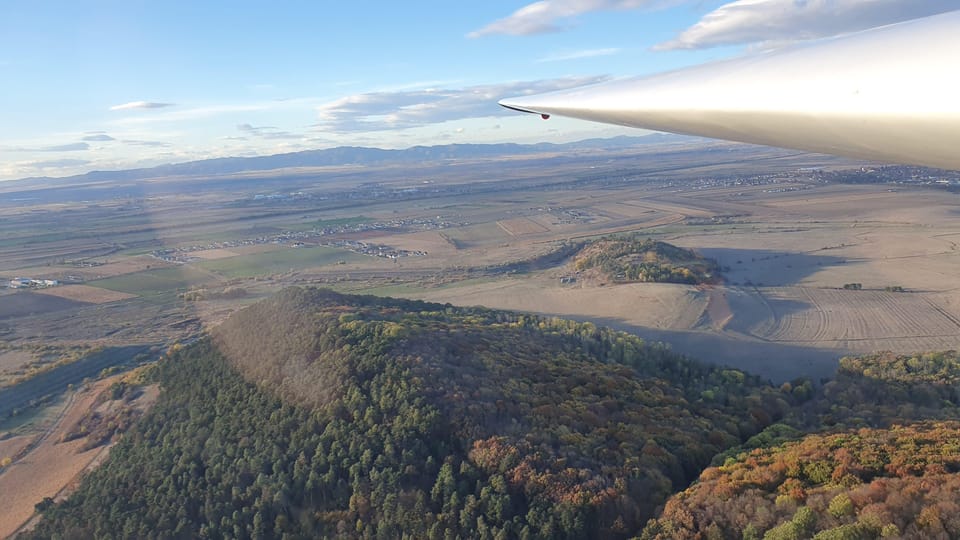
[{"left": 499, "top": 100, "right": 550, "bottom": 119}]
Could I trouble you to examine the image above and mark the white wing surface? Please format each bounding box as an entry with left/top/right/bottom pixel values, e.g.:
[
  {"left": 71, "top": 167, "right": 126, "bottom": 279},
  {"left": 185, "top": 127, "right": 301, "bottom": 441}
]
[{"left": 500, "top": 11, "right": 960, "bottom": 170}]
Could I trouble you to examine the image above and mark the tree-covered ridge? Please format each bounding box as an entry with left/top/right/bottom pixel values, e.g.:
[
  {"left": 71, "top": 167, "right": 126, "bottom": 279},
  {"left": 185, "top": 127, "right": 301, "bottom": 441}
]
[
  {"left": 572, "top": 235, "right": 719, "bottom": 284},
  {"left": 212, "top": 288, "right": 785, "bottom": 413},
  {"left": 643, "top": 349, "right": 960, "bottom": 540},
  {"left": 28, "top": 287, "right": 794, "bottom": 539},
  {"left": 806, "top": 351, "right": 960, "bottom": 429},
  {"left": 642, "top": 422, "right": 960, "bottom": 540},
  {"left": 838, "top": 350, "right": 960, "bottom": 385}
]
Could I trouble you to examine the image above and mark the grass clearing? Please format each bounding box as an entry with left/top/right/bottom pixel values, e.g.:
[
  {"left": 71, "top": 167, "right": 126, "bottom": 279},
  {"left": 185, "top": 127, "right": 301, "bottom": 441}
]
[
  {"left": 34, "top": 285, "right": 136, "bottom": 304},
  {"left": 195, "top": 246, "right": 366, "bottom": 278},
  {"left": 92, "top": 266, "right": 218, "bottom": 296}
]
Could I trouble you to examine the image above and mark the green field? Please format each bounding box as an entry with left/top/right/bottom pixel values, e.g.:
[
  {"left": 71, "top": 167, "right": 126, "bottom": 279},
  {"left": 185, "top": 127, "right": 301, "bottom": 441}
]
[
  {"left": 195, "top": 246, "right": 366, "bottom": 278},
  {"left": 92, "top": 266, "right": 219, "bottom": 295}
]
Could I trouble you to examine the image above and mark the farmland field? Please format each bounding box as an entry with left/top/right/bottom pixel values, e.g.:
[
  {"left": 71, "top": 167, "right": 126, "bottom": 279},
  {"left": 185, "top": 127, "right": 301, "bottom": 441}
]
[
  {"left": 34, "top": 285, "right": 137, "bottom": 304},
  {"left": 754, "top": 287, "right": 960, "bottom": 345},
  {"left": 496, "top": 217, "right": 550, "bottom": 236},
  {"left": 195, "top": 246, "right": 367, "bottom": 278},
  {"left": 184, "top": 248, "right": 241, "bottom": 260},
  {"left": 91, "top": 266, "right": 219, "bottom": 296},
  {"left": 0, "top": 292, "right": 88, "bottom": 321}
]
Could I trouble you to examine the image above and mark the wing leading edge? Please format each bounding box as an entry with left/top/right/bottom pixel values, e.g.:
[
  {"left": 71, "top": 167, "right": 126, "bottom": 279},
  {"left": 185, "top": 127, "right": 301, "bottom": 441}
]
[{"left": 500, "top": 11, "right": 960, "bottom": 170}]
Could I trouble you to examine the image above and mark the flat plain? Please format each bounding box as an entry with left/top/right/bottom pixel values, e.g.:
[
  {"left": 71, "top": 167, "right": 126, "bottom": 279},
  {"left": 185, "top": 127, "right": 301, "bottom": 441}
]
[{"left": 3, "top": 143, "right": 959, "bottom": 378}]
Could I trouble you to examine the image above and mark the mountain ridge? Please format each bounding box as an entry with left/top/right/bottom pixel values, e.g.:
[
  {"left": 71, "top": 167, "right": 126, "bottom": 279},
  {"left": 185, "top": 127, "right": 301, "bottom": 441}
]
[{"left": 10, "top": 133, "right": 694, "bottom": 186}]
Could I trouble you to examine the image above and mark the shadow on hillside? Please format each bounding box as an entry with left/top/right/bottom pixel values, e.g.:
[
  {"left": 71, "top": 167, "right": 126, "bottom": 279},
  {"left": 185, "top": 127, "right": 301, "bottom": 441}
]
[
  {"left": 549, "top": 313, "right": 844, "bottom": 385},
  {"left": 695, "top": 247, "right": 847, "bottom": 287}
]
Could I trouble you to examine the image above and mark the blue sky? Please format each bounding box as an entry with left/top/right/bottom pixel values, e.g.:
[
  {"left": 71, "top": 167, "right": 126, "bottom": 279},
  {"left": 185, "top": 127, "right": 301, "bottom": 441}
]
[{"left": 0, "top": 0, "right": 953, "bottom": 180}]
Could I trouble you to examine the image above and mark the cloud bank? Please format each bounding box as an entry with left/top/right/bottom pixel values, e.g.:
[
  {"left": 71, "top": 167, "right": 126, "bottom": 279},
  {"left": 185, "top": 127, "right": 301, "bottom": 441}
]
[
  {"left": 24, "top": 158, "right": 91, "bottom": 169},
  {"left": 472, "top": 0, "right": 955, "bottom": 49},
  {"left": 82, "top": 133, "right": 116, "bottom": 142},
  {"left": 11, "top": 142, "right": 91, "bottom": 152},
  {"left": 469, "top": 0, "right": 655, "bottom": 37},
  {"left": 658, "top": 0, "right": 956, "bottom": 50},
  {"left": 109, "top": 101, "right": 176, "bottom": 111},
  {"left": 315, "top": 76, "right": 609, "bottom": 133},
  {"left": 237, "top": 123, "right": 302, "bottom": 140}
]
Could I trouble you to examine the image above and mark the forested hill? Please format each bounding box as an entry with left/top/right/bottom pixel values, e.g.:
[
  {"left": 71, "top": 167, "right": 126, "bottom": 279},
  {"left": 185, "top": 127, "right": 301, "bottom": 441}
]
[
  {"left": 27, "top": 287, "right": 795, "bottom": 539},
  {"left": 643, "top": 350, "right": 960, "bottom": 539},
  {"left": 573, "top": 236, "right": 720, "bottom": 284}
]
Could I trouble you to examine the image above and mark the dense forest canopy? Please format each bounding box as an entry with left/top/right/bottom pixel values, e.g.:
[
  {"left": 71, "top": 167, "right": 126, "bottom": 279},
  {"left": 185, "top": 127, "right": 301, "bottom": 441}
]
[
  {"left": 805, "top": 350, "right": 960, "bottom": 428},
  {"left": 645, "top": 350, "right": 960, "bottom": 539},
  {"left": 26, "top": 288, "right": 793, "bottom": 539},
  {"left": 573, "top": 236, "right": 719, "bottom": 284},
  {"left": 643, "top": 423, "right": 960, "bottom": 539},
  {"left": 25, "top": 289, "right": 960, "bottom": 539}
]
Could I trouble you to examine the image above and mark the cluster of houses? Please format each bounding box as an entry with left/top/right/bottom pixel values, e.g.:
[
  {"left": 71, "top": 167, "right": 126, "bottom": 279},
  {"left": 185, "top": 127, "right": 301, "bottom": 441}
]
[
  {"left": 7, "top": 277, "right": 60, "bottom": 289},
  {"left": 322, "top": 240, "right": 427, "bottom": 260},
  {"left": 151, "top": 216, "right": 455, "bottom": 264}
]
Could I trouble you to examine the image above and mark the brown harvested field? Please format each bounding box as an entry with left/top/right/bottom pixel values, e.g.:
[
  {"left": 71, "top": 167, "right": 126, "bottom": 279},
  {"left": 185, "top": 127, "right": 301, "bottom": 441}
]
[
  {"left": 34, "top": 284, "right": 137, "bottom": 304},
  {"left": 0, "top": 240, "right": 115, "bottom": 272},
  {"left": 619, "top": 199, "right": 715, "bottom": 218},
  {"left": 443, "top": 222, "right": 511, "bottom": 248},
  {"left": 0, "top": 378, "right": 159, "bottom": 538},
  {"left": 363, "top": 231, "right": 456, "bottom": 257},
  {"left": 412, "top": 276, "right": 708, "bottom": 331},
  {"left": 496, "top": 217, "right": 550, "bottom": 236},
  {"left": 0, "top": 292, "right": 88, "bottom": 321},
  {"left": 524, "top": 213, "right": 560, "bottom": 228},
  {"left": 406, "top": 276, "right": 960, "bottom": 379},
  {"left": 55, "top": 255, "right": 175, "bottom": 281},
  {"left": 188, "top": 248, "right": 242, "bottom": 260},
  {"left": 757, "top": 191, "right": 904, "bottom": 208},
  {"left": 564, "top": 213, "right": 686, "bottom": 241},
  {"left": 591, "top": 203, "right": 658, "bottom": 220},
  {"left": 753, "top": 287, "right": 960, "bottom": 344}
]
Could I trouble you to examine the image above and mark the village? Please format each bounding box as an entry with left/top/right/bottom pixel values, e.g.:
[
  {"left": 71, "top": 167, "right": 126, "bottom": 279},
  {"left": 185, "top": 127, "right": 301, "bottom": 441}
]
[{"left": 5, "top": 277, "right": 60, "bottom": 289}]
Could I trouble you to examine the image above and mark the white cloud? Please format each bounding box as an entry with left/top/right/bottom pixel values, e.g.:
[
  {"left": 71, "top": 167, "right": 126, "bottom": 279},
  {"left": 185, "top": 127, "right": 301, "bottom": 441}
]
[
  {"left": 237, "top": 123, "right": 277, "bottom": 134},
  {"left": 237, "top": 123, "right": 303, "bottom": 140},
  {"left": 109, "top": 101, "right": 176, "bottom": 111},
  {"left": 121, "top": 140, "right": 173, "bottom": 148},
  {"left": 82, "top": 133, "right": 116, "bottom": 142},
  {"left": 38, "top": 142, "right": 90, "bottom": 152},
  {"left": 22, "top": 158, "right": 92, "bottom": 169},
  {"left": 1, "top": 142, "right": 91, "bottom": 152},
  {"left": 538, "top": 47, "right": 621, "bottom": 62},
  {"left": 314, "top": 76, "right": 609, "bottom": 133},
  {"left": 657, "top": 0, "right": 957, "bottom": 50},
  {"left": 469, "top": 0, "right": 657, "bottom": 37},
  {"left": 108, "top": 99, "right": 321, "bottom": 127}
]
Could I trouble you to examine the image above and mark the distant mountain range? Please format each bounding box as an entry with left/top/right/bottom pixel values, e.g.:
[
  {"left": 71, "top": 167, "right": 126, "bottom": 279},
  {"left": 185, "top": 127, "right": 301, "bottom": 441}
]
[{"left": 13, "top": 133, "right": 696, "bottom": 186}]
